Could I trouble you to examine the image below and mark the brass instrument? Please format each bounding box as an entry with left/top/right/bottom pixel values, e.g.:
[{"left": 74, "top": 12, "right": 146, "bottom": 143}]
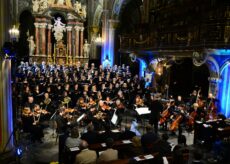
[
  {"left": 62, "top": 96, "right": 71, "bottom": 108},
  {"left": 94, "top": 111, "right": 106, "bottom": 121},
  {"left": 44, "top": 98, "right": 51, "bottom": 105}
]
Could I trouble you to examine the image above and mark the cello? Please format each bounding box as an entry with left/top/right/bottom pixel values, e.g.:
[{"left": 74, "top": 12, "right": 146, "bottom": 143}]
[
  {"left": 159, "top": 103, "right": 170, "bottom": 125},
  {"left": 169, "top": 114, "right": 183, "bottom": 131}
]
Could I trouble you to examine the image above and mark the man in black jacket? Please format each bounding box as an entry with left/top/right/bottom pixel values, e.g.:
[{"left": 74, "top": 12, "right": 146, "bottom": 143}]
[{"left": 149, "top": 95, "right": 163, "bottom": 134}]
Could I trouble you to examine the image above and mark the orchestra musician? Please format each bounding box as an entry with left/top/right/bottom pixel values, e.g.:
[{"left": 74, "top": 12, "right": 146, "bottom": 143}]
[
  {"left": 40, "top": 92, "right": 53, "bottom": 114},
  {"left": 114, "top": 99, "right": 125, "bottom": 126}
]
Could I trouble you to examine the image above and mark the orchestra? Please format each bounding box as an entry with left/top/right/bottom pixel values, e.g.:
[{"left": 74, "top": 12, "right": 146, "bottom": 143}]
[{"left": 14, "top": 61, "right": 224, "bottom": 144}]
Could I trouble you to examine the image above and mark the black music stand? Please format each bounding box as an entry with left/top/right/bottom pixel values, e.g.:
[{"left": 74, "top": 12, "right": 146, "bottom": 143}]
[{"left": 135, "top": 107, "right": 151, "bottom": 132}]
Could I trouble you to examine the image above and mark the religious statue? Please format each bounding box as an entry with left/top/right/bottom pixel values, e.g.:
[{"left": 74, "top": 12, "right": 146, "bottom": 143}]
[
  {"left": 82, "top": 5, "right": 87, "bottom": 18},
  {"left": 32, "top": 0, "right": 39, "bottom": 12},
  {"left": 74, "top": 1, "right": 86, "bottom": 18},
  {"left": 83, "top": 39, "right": 90, "bottom": 58},
  {"left": 32, "top": 0, "right": 48, "bottom": 13},
  {"left": 52, "top": 17, "right": 66, "bottom": 42},
  {"left": 40, "top": 0, "right": 48, "bottom": 10},
  {"left": 27, "top": 36, "right": 36, "bottom": 56}
]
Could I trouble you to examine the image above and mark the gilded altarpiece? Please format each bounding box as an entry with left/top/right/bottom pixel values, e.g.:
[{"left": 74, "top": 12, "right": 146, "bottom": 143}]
[{"left": 30, "top": 0, "right": 88, "bottom": 65}]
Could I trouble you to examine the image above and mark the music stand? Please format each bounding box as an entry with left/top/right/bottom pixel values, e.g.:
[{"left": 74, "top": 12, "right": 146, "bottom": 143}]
[
  {"left": 135, "top": 107, "right": 151, "bottom": 115},
  {"left": 135, "top": 107, "right": 151, "bottom": 132}
]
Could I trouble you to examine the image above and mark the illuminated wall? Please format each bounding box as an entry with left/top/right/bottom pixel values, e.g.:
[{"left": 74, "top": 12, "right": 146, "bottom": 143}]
[
  {"left": 218, "top": 62, "right": 230, "bottom": 118},
  {"left": 0, "top": 59, "right": 13, "bottom": 152},
  {"left": 211, "top": 49, "right": 230, "bottom": 118},
  {"left": 137, "top": 58, "right": 147, "bottom": 78}
]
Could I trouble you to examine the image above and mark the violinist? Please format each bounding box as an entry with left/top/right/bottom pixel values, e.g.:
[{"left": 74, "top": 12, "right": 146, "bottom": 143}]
[
  {"left": 87, "top": 96, "right": 97, "bottom": 113},
  {"left": 98, "top": 100, "right": 111, "bottom": 112},
  {"left": 105, "top": 96, "right": 114, "bottom": 107},
  {"left": 77, "top": 97, "right": 87, "bottom": 112}
]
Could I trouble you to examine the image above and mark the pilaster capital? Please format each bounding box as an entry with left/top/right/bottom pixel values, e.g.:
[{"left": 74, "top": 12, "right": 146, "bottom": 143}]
[
  {"left": 66, "top": 26, "right": 73, "bottom": 31},
  {"left": 109, "top": 19, "right": 119, "bottom": 29},
  {"left": 39, "top": 23, "right": 47, "bottom": 28},
  {"left": 34, "top": 22, "right": 40, "bottom": 28},
  {"left": 47, "top": 24, "right": 53, "bottom": 30},
  {"left": 74, "top": 26, "right": 80, "bottom": 31},
  {"left": 80, "top": 27, "right": 84, "bottom": 32}
]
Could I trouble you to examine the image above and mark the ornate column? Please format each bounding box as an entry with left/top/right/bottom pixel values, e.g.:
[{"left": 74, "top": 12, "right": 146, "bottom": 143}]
[
  {"left": 47, "top": 24, "right": 53, "bottom": 56},
  {"left": 80, "top": 27, "right": 84, "bottom": 57},
  {"left": 40, "top": 23, "right": 47, "bottom": 56},
  {"left": 34, "top": 23, "right": 40, "bottom": 55},
  {"left": 66, "top": 26, "right": 72, "bottom": 57},
  {"left": 75, "top": 26, "right": 80, "bottom": 59}
]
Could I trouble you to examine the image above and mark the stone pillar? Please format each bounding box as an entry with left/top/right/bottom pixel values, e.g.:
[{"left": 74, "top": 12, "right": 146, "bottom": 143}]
[
  {"left": 47, "top": 24, "right": 53, "bottom": 56},
  {"left": 34, "top": 23, "right": 40, "bottom": 55},
  {"left": 75, "top": 26, "right": 80, "bottom": 59},
  {"left": 108, "top": 19, "right": 119, "bottom": 67},
  {"left": 40, "top": 23, "right": 47, "bottom": 56},
  {"left": 101, "top": 10, "right": 109, "bottom": 66},
  {"left": 208, "top": 77, "right": 220, "bottom": 97},
  {"left": 66, "top": 26, "right": 72, "bottom": 56},
  {"left": 0, "top": 59, "right": 13, "bottom": 152},
  {"left": 80, "top": 27, "right": 84, "bottom": 57}
]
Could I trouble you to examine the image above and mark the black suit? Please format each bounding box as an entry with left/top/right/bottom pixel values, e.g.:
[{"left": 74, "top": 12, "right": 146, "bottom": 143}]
[{"left": 149, "top": 100, "right": 163, "bottom": 133}]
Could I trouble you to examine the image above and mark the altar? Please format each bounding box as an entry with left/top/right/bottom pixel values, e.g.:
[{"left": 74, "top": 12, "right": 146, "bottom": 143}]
[{"left": 29, "top": 0, "right": 89, "bottom": 65}]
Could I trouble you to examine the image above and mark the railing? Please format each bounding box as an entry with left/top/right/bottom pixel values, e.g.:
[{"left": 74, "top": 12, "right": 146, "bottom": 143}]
[{"left": 119, "top": 34, "right": 229, "bottom": 52}]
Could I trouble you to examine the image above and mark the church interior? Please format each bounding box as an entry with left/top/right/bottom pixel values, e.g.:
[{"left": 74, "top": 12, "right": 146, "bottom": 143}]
[{"left": 0, "top": 0, "right": 230, "bottom": 164}]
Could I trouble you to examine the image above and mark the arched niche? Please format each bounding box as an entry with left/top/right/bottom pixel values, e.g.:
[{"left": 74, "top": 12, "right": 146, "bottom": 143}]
[
  {"left": 218, "top": 61, "right": 230, "bottom": 118},
  {"left": 205, "top": 56, "right": 220, "bottom": 97}
]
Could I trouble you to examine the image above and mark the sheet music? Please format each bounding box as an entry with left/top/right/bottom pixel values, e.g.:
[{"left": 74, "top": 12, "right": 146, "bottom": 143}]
[
  {"left": 111, "top": 129, "right": 120, "bottom": 133},
  {"left": 122, "top": 140, "right": 132, "bottom": 144},
  {"left": 111, "top": 112, "right": 118, "bottom": 125},
  {"left": 69, "top": 147, "right": 79, "bottom": 151},
  {"left": 135, "top": 107, "right": 151, "bottom": 115},
  {"left": 101, "top": 143, "right": 106, "bottom": 147},
  {"left": 144, "top": 154, "right": 154, "bottom": 159}
]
